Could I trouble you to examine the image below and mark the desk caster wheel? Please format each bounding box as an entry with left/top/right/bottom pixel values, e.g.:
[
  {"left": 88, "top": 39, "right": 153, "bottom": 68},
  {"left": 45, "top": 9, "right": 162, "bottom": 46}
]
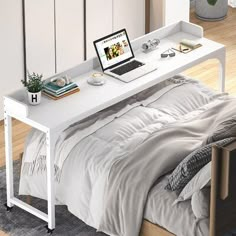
[
  {"left": 45, "top": 225, "right": 55, "bottom": 234},
  {"left": 4, "top": 203, "right": 13, "bottom": 212}
]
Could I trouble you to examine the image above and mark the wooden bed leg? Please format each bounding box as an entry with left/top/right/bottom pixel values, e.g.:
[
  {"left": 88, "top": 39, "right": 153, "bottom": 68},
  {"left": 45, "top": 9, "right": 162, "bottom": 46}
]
[
  {"left": 26, "top": 195, "right": 32, "bottom": 205},
  {"left": 19, "top": 152, "right": 32, "bottom": 205},
  {"left": 210, "top": 142, "right": 236, "bottom": 236}
]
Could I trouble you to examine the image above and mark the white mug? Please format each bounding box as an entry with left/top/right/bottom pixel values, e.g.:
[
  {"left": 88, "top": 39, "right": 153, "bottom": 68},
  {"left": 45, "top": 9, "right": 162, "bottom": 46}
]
[{"left": 91, "top": 73, "right": 103, "bottom": 83}]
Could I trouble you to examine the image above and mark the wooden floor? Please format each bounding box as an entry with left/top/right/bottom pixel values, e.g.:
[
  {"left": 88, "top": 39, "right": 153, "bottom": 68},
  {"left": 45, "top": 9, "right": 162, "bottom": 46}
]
[
  {"left": 0, "top": 230, "right": 8, "bottom": 236},
  {"left": 0, "top": 8, "right": 236, "bottom": 171},
  {"left": 185, "top": 7, "right": 236, "bottom": 94},
  {"left": 0, "top": 120, "right": 31, "bottom": 167}
]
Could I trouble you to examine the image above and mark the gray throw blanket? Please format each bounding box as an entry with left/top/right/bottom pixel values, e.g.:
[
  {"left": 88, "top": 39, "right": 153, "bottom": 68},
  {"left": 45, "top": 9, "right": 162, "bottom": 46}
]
[{"left": 98, "top": 98, "right": 236, "bottom": 236}]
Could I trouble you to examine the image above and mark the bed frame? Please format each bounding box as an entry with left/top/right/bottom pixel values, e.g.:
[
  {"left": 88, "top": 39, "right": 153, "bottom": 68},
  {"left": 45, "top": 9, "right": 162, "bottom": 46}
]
[{"left": 140, "top": 141, "right": 236, "bottom": 236}]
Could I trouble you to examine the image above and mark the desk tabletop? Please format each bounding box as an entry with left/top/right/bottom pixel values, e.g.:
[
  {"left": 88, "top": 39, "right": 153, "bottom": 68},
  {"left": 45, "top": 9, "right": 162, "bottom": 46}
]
[{"left": 5, "top": 23, "right": 225, "bottom": 133}]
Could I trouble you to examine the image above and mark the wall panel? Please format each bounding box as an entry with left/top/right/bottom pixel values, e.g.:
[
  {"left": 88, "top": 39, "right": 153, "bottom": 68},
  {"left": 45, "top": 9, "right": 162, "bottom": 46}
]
[
  {"left": 113, "top": 0, "right": 145, "bottom": 40},
  {"left": 86, "top": 0, "right": 113, "bottom": 59},
  {"left": 24, "top": 0, "right": 56, "bottom": 78},
  {"left": 0, "top": 0, "right": 24, "bottom": 119},
  {"left": 55, "top": 0, "right": 84, "bottom": 73}
]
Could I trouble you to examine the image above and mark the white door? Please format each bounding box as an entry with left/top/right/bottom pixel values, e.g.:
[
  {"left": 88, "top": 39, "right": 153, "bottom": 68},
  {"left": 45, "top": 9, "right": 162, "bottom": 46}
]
[
  {"left": 24, "top": 0, "right": 56, "bottom": 78},
  {"left": 55, "top": 0, "right": 84, "bottom": 73},
  {"left": 86, "top": 0, "right": 113, "bottom": 59},
  {"left": 113, "top": 0, "right": 145, "bottom": 40}
]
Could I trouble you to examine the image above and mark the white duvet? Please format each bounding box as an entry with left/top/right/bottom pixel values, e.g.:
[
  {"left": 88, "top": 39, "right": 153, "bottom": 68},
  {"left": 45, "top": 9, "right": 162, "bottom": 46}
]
[
  {"left": 144, "top": 175, "right": 209, "bottom": 236},
  {"left": 19, "top": 76, "right": 223, "bottom": 236}
]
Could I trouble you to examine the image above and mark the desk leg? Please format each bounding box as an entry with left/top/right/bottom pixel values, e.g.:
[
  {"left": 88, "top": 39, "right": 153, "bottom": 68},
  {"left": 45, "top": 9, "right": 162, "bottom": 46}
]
[
  {"left": 4, "top": 114, "right": 14, "bottom": 208},
  {"left": 46, "top": 130, "right": 55, "bottom": 231},
  {"left": 218, "top": 51, "right": 226, "bottom": 93}
]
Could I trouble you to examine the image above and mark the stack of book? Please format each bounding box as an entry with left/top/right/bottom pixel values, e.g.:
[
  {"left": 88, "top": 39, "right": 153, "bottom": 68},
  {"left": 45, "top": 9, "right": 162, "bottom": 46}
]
[{"left": 43, "top": 81, "right": 80, "bottom": 100}]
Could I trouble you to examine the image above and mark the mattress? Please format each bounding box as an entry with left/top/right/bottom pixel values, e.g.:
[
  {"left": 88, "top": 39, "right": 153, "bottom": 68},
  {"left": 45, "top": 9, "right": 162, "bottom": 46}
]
[
  {"left": 19, "top": 76, "right": 225, "bottom": 236},
  {"left": 144, "top": 175, "right": 209, "bottom": 236}
]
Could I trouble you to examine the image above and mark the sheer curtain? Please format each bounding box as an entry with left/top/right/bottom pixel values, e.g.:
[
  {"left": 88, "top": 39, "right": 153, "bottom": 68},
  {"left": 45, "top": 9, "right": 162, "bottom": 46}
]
[{"left": 229, "top": 0, "right": 236, "bottom": 7}]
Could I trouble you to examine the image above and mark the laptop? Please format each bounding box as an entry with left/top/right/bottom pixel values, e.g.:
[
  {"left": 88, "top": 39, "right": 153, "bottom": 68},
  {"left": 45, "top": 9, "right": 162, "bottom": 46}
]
[{"left": 93, "top": 29, "right": 157, "bottom": 83}]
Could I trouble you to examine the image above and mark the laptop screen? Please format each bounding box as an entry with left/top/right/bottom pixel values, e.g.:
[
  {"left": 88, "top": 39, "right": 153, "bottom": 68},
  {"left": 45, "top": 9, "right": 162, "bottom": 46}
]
[{"left": 94, "top": 29, "right": 134, "bottom": 71}]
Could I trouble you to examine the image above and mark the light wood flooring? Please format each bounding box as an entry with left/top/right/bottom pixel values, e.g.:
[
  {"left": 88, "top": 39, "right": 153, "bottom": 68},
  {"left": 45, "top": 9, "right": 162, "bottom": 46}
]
[
  {"left": 185, "top": 7, "right": 236, "bottom": 93},
  {"left": 0, "top": 231, "right": 8, "bottom": 236},
  {"left": 0, "top": 120, "right": 31, "bottom": 167},
  {"left": 0, "top": 8, "right": 236, "bottom": 171}
]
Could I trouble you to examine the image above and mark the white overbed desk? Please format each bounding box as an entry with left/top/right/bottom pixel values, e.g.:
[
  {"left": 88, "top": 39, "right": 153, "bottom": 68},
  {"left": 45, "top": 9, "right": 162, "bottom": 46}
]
[{"left": 4, "top": 21, "right": 226, "bottom": 232}]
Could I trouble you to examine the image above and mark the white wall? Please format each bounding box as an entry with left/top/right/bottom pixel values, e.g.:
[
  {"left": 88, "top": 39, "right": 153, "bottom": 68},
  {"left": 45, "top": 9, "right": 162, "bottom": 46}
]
[
  {"left": 55, "top": 0, "right": 84, "bottom": 73},
  {"left": 24, "top": 0, "right": 56, "bottom": 78},
  {"left": 24, "top": 0, "right": 85, "bottom": 75},
  {"left": 86, "top": 0, "right": 113, "bottom": 59},
  {"left": 150, "top": 0, "right": 190, "bottom": 32},
  {"left": 0, "top": 0, "right": 24, "bottom": 120},
  {"left": 164, "top": 0, "right": 190, "bottom": 26},
  {"left": 86, "top": 0, "right": 145, "bottom": 59},
  {"left": 113, "top": 0, "right": 145, "bottom": 40}
]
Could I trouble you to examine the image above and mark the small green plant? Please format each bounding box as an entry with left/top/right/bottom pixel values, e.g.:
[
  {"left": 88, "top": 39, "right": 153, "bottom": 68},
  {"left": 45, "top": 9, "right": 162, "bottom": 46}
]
[
  {"left": 21, "top": 72, "right": 44, "bottom": 93},
  {"left": 207, "top": 0, "right": 218, "bottom": 6}
]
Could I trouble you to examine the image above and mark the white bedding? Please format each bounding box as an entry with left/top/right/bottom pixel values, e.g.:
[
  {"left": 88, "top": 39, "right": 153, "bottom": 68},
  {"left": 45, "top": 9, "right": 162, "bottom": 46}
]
[
  {"left": 144, "top": 175, "right": 209, "bottom": 236},
  {"left": 19, "top": 76, "right": 224, "bottom": 236}
]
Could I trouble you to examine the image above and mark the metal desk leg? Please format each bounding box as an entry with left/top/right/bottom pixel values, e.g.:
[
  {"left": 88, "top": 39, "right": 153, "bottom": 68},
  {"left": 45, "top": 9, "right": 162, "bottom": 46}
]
[
  {"left": 4, "top": 114, "right": 14, "bottom": 210},
  {"left": 46, "top": 130, "right": 56, "bottom": 231},
  {"left": 218, "top": 49, "right": 226, "bottom": 93}
]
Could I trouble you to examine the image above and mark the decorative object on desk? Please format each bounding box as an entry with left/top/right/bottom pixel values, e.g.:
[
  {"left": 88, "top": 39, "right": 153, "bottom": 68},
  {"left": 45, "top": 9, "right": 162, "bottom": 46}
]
[
  {"left": 50, "top": 75, "right": 72, "bottom": 87},
  {"left": 43, "top": 79, "right": 80, "bottom": 100},
  {"left": 180, "top": 39, "right": 202, "bottom": 50},
  {"left": 172, "top": 39, "right": 202, "bottom": 54},
  {"left": 142, "top": 38, "right": 160, "bottom": 52},
  {"left": 161, "top": 48, "right": 176, "bottom": 58},
  {"left": 87, "top": 72, "right": 106, "bottom": 86},
  {"left": 195, "top": 0, "right": 228, "bottom": 21},
  {"left": 21, "top": 72, "right": 43, "bottom": 105}
]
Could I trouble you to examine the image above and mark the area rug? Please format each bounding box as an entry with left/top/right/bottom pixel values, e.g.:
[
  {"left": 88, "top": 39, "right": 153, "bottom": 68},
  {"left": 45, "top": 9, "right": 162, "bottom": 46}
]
[{"left": 0, "top": 161, "right": 107, "bottom": 236}]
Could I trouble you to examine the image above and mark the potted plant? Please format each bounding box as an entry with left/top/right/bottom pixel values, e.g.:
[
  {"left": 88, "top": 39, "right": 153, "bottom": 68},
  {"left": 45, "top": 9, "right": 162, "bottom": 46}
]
[
  {"left": 21, "top": 72, "right": 43, "bottom": 105},
  {"left": 195, "top": 0, "right": 228, "bottom": 21}
]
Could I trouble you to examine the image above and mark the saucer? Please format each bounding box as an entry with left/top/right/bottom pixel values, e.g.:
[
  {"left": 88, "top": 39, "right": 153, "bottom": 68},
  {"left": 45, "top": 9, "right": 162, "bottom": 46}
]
[{"left": 87, "top": 77, "right": 106, "bottom": 86}]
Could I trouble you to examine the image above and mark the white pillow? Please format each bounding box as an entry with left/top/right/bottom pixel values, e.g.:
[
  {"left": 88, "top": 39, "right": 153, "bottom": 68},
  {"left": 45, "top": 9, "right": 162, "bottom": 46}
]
[
  {"left": 173, "top": 162, "right": 211, "bottom": 205},
  {"left": 191, "top": 188, "right": 210, "bottom": 219}
]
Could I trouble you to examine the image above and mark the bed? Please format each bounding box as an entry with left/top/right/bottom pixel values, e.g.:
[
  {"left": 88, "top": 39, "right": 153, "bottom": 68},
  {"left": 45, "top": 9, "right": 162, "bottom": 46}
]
[{"left": 19, "top": 76, "right": 236, "bottom": 236}]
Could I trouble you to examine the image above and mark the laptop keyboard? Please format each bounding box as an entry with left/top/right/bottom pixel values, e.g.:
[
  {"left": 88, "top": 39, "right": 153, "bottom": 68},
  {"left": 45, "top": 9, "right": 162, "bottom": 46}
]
[{"left": 111, "top": 60, "right": 144, "bottom": 76}]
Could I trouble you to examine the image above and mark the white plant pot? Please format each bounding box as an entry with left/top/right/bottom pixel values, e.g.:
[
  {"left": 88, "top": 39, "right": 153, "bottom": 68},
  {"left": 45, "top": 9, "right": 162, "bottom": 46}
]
[
  {"left": 195, "top": 0, "right": 228, "bottom": 21},
  {"left": 28, "top": 91, "right": 41, "bottom": 105}
]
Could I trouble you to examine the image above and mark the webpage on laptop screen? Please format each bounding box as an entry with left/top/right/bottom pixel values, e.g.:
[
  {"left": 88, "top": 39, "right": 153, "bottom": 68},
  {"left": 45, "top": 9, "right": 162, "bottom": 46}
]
[{"left": 95, "top": 30, "right": 133, "bottom": 70}]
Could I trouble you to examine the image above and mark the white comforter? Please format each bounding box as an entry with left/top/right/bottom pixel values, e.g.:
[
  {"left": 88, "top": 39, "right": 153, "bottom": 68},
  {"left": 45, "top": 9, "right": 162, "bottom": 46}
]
[
  {"left": 144, "top": 175, "right": 209, "bottom": 236},
  {"left": 19, "top": 76, "right": 223, "bottom": 236}
]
